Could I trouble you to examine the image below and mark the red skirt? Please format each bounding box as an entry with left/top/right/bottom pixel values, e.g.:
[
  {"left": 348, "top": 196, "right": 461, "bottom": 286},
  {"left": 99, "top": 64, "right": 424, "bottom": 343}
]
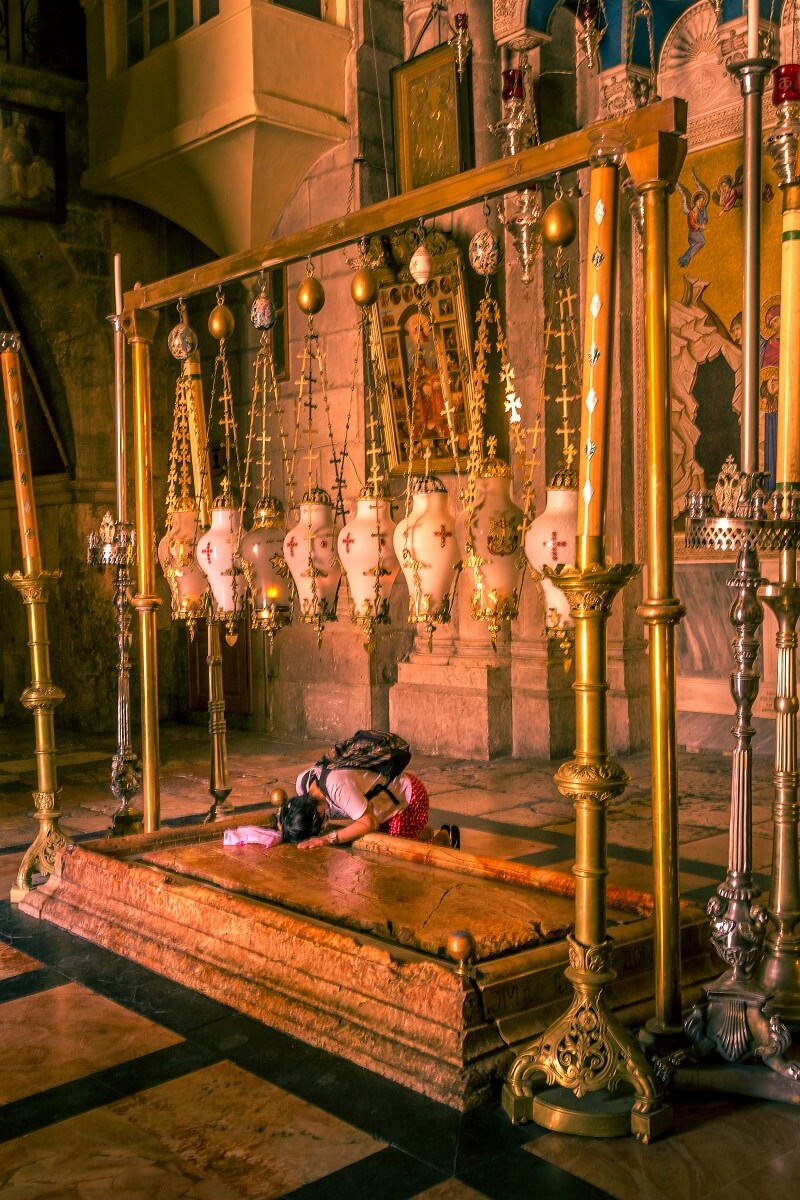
[{"left": 380, "top": 773, "right": 429, "bottom": 840}]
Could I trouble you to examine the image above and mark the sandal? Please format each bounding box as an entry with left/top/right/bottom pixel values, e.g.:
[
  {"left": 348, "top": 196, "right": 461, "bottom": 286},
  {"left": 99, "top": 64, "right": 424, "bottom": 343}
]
[{"left": 449, "top": 824, "right": 461, "bottom": 850}]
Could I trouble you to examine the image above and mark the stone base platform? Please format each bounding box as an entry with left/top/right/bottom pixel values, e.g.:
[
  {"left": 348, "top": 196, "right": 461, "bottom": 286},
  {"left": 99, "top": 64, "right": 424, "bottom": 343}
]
[{"left": 19, "top": 814, "right": 716, "bottom": 1110}]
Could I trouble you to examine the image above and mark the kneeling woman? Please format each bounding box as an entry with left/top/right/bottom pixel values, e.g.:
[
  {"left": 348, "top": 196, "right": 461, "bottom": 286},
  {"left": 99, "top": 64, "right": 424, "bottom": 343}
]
[{"left": 280, "top": 765, "right": 450, "bottom": 850}]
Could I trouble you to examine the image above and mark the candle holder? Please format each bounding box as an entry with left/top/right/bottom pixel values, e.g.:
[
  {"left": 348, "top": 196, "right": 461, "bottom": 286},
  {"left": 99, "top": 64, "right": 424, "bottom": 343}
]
[
  {"left": 204, "top": 614, "right": 233, "bottom": 823},
  {"left": 751, "top": 62, "right": 800, "bottom": 1027},
  {"left": 663, "top": 474, "right": 800, "bottom": 1097},
  {"left": 87, "top": 509, "right": 143, "bottom": 837},
  {"left": 0, "top": 331, "right": 69, "bottom": 899},
  {"left": 504, "top": 561, "right": 672, "bottom": 1142}
]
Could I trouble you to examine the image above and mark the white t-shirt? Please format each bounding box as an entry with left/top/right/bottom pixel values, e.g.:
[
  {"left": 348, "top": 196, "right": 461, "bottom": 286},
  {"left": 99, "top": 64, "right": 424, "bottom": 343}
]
[{"left": 295, "top": 767, "right": 411, "bottom": 825}]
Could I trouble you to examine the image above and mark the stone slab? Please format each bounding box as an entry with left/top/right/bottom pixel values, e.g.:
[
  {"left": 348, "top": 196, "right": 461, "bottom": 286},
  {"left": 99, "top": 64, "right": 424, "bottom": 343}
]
[{"left": 18, "top": 815, "right": 716, "bottom": 1111}]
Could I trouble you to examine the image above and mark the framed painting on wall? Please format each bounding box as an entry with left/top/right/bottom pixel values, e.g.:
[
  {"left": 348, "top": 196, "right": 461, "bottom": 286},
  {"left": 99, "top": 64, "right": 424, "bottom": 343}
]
[
  {"left": 0, "top": 101, "right": 65, "bottom": 224},
  {"left": 391, "top": 42, "right": 473, "bottom": 194},
  {"left": 369, "top": 245, "right": 475, "bottom": 474}
]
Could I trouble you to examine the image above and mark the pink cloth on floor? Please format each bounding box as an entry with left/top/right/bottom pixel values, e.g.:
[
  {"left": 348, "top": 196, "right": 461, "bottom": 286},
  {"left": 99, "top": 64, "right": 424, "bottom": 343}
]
[{"left": 223, "top": 826, "right": 282, "bottom": 848}]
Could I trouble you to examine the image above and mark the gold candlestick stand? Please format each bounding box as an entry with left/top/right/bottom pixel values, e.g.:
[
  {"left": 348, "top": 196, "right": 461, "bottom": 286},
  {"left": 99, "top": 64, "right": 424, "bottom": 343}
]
[
  {"left": 627, "top": 132, "right": 688, "bottom": 1046},
  {"left": 182, "top": 353, "right": 233, "bottom": 824},
  {"left": 1, "top": 332, "right": 68, "bottom": 902},
  {"left": 87, "top": 310, "right": 143, "bottom": 836},
  {"left": 502, "top": 162, "right": 671, "bottom": 1141},
  {"left": 124, "top": 307, "right": 162, "bottom": 833},
  {"left": 662, "top": 59, "right": 800, "bottom": 1102},
  {"left": 754, "top": 92, "right": 800, "bottom": 1025},
  {"left": 205, "top": 616, "right": 233, "bottom": 821}
]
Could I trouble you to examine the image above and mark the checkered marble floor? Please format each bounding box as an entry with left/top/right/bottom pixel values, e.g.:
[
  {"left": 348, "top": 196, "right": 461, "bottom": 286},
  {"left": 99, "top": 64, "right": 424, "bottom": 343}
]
[{"left": 1, "top": 721, "right": 799, "bottom": 1197}]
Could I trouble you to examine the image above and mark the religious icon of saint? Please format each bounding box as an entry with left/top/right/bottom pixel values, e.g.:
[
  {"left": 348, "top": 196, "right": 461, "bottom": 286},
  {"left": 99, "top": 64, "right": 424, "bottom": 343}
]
[
  {"left": 676, "top": 168, "right": 711, "bottom": 268},
  {"left": 760, "top": 297, "right": 780, "bottom": 488},
  {"left": 712, "top": 167, "right": 744, "bottom": 213}
]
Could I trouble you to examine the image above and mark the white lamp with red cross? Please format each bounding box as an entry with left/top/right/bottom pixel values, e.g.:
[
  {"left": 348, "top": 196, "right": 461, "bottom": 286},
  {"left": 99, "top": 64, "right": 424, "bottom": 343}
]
[
  {"left": 195, "top": 477, "right": 246, "bottom": 639},
  {"left": 458, "top": 441, "right": 525, "bottom": 647},
  {"left": 523, "top": 467, "right": 578, "bottom": 634},
  {"left": 338, "top": 486, "right": 399, "bottom": 643},
  {"left": 283, "top": 485, "right": 342, "bottom": 628},
  {"left": 393, "top": 473, "right": 462, "bottom": 637}
]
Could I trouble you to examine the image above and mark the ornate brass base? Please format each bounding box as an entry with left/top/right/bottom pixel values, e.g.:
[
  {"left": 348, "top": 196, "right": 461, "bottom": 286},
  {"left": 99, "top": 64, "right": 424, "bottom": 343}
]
[
  {"left": 6, "top": 569, "right": 69, "bottom": 901},
  {"left": 204, "top": 617, "right": 233, "bottom": 823},
  {"left": 503, "top": 561, "right": 672, "bottom": 1142},
  {"left": 502, "top": 935, "right": 673, "bottom": 1142}
]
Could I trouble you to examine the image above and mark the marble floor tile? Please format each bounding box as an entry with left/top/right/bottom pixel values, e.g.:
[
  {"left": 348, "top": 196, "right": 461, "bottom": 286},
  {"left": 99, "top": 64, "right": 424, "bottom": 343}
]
[
  {"left": 0, "top": 1106, "right": 244, "bottom": 1200},
  {"left": 110, "top": 1060, "right": 384, "bottom": 1198},
  {"left": 685, "top": 830, "right": 774, "bottom": 871},
  {"left": 453, "top": 827, "right": 550, "bottom": 860},
  {"left": 0, "top": 982, "right": 182, "bottom": 1104},
  {"left": 710, "top": 1142, "right": 800, "bottom": 1200},
  {"left": 60, "top": 812, "right": 117, "bottom": 837},
  {"left": 488, "top": 801, "right": 575, "bottom": 828},
  {"left": 546, "top": 858, "right": 714, "bottom": 896},
  {"left": 412, "top": 1180, "right": 488, "bottom": 1200},
  {"left": 428, "top": 787, "right": 542, "bottom": 818},
  {"left": 0, "top": 941, "right": 41, "bottom": 980},
  {"left": 0, "top": 854, "right": 24, "bottom": 896},
  {"left": 526, "top": 1093, "right": 800, "bottom": 1200}
]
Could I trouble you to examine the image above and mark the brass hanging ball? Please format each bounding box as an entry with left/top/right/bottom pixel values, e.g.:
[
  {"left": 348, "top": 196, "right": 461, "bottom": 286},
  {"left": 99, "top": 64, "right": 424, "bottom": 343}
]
[
  {"left": 351, "top": 266, "right": 379, "bottom": 308},
  {"left": 297, "top": 274, "right": 325, "bottom": 315},
  {"left": 270, "top": 786, "right": 287, "bottom": 807},
  {"left": 208, "top": 301, "right": 235, "bottom": 341},
  {"left": 542, "top": 198, "right": 578, "bottom": 249}
]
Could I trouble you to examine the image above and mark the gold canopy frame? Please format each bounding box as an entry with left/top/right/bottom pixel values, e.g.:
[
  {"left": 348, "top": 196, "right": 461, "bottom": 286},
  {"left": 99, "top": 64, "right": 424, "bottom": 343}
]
[{"left": 119, "top": 98, "right": 688, "bottom": 1136}]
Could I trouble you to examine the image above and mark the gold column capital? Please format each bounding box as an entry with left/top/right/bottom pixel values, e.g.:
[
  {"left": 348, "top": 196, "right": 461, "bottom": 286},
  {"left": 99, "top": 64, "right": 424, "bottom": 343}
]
[
  {"left": 123, "top": 307, "right": 160, "bottom": 345},
  {"left": 625, "top": 131, "right": 687, "bottom": 194}
]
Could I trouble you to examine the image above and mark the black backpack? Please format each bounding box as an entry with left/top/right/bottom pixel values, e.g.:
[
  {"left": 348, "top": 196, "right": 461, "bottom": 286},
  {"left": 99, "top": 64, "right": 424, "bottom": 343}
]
[{"left": 316, "top": 729, "right": 411, "bottom": 804}]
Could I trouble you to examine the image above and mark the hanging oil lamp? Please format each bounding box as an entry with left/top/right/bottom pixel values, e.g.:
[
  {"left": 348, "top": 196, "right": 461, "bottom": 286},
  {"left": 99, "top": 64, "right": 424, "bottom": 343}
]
[
  {"left": 449, "top": 12, "right": 472, "bottom": 84},
  {"left": 491, "top": 68, "right": 542, "bottom": 286},
  {"left": 577, "top": 0, "right": 605, "bottom": 71},
  {"left": 238, "top": 284, "right": 292, "bottom": 648},
  {"left": 284, "top": 484, "right": 341, "bottom": 633},
  {"left": 337, "top": 262, "right": 399, "bottom": 651},
  {"left": 524, "top": 187, "right": 581, "bottom": 652},
  {"left": 524, "top": 464, "right": 579, "bottom": 643},
  {"left": 283, "top": 260, "right": 342, "bottom": 641},
  {"left": 339, "top": 482, "right": 399, "bottom": 651},
  {"left": 394, "top": 461, "right": 461, "bottom": 648},
  {"left": 195, "top": 292, "right": 246, "bottom": 644},
  {"left": 158, "top": 303, "right": 208, "bottom": 638},
  {"left": 459, "top": 439, "right": 525, "bottom": 648},
  {"left": 462, "top": 206, "right": 525, "bottom": 646}
]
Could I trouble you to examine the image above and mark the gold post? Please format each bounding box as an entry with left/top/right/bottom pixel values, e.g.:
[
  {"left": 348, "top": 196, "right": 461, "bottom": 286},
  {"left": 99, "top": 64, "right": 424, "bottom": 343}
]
[
  {"left": 627, "top": 133, "right": 688, "bottom": 1041},
  {"left": 0, "top": 332, "right": 68, "bottom": 900},
  {"left": 502, "top": 164, "right": 671, "bottom": 1141},
  {"left": 757, "top": 170, "right": 800, "bottom": 1018},
  {"left": 124, "top": 308, "right": 161, "bottom": 833},
  {"left": 185, "top": 350, "right": 213, "bottom": 526}
]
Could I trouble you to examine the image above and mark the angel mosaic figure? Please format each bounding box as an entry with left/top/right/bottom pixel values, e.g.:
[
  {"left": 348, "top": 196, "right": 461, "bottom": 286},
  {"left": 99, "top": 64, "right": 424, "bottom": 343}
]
[
  {"left": 712, "top": 167, "right": 744, "bottom": 213},
  {"left": 677, "top": 168, "right": 710, "bottom": 269}
]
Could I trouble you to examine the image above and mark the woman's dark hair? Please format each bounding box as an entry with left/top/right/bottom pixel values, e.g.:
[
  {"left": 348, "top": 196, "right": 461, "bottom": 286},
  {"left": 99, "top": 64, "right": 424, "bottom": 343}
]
[{"left": 279, "top": 793, "right": 324, "bottom": 844}]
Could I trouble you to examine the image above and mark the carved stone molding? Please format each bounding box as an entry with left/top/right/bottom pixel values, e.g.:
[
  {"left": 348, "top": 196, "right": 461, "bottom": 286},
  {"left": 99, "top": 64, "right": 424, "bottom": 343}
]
[
  {"left": 492, "top": 0, "right": 549, "bottom": 50},
  {"left": 598, "top": 66, "right": 652, "bottom": 118}
]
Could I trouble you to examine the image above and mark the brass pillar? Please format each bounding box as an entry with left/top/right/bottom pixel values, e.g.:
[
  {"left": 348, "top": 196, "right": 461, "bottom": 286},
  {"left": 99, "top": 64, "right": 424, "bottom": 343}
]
[
  {"left": 628, "top": 133, "right": 688, "bottom": 1041},
  {"left": 502, "top": 163, "right": 671, "bottom": 1141},
  {"left": 123, "top": 307, "right": 162, "bottom": 833},
  {"left": 205, "top": 616, "right": 233, "bottom": 821},
  {"left": 1, "top": 332, "right": 68, "bottom": 900},
  {"left": 757, "top": 157, "right": 800, "bottom": 1018}
]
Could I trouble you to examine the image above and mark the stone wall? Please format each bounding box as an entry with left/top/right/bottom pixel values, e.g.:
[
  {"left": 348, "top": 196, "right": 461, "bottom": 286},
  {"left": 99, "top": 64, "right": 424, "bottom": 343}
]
[{"left": 0, "top": 58, "right": 209, "bottom": 729}]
